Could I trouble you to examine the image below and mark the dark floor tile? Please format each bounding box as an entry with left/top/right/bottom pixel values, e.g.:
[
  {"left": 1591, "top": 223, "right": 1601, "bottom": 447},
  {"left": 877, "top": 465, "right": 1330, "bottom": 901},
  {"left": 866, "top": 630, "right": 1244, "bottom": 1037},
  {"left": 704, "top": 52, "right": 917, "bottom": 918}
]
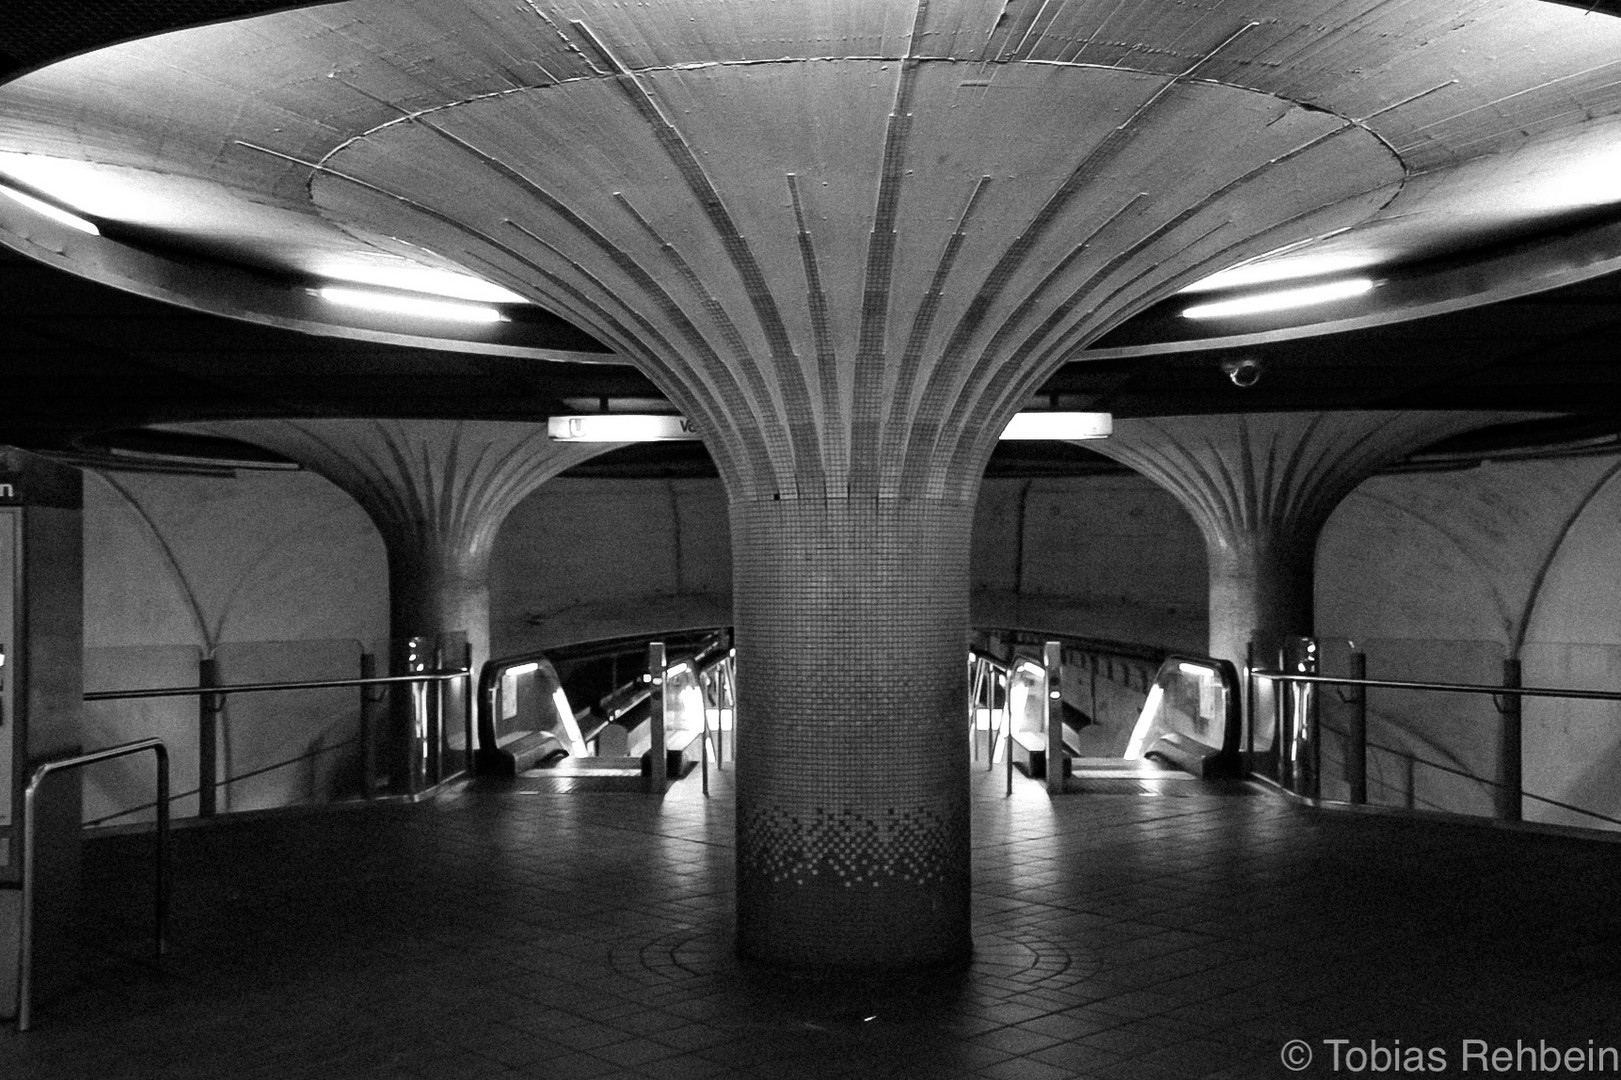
[{"left": 3, "top": 769, "right": 1618, "bottom": 1080}]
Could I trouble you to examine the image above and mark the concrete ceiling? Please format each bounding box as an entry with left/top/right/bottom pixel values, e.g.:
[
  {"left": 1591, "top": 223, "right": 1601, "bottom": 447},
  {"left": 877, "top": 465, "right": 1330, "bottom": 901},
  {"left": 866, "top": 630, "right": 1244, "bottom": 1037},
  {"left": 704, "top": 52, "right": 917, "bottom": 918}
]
[{"left": 3, "top": 1, "right": 1621, "bottom": 474}]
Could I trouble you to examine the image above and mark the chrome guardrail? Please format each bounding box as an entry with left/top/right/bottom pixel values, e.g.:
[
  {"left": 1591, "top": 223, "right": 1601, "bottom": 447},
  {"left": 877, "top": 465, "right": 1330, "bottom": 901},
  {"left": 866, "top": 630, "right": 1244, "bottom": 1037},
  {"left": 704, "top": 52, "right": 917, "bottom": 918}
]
[
  {"left": 84, "top": 670, "right": 469, "bottom": 701},
  {"left": 1252, "top": 658, "right": 1621, "bottom": 828},
  {"left": 477, "top": 631, "right": 733, "bottom": 794},
  {"left": 1133, "top": 654, "right": 1244, "bottom": 778},
  {"left": 17, "top": 738, "right": 170, "bottom": 1032},
  {"left": 1250, "top": 670, "right": 1621, "bottom": 703},
  {"left": 971, "top": 643, "right": 1064, "bottom": 796},
  {"left": 84, "top": 668, "right": 471, "bottom": 818}
]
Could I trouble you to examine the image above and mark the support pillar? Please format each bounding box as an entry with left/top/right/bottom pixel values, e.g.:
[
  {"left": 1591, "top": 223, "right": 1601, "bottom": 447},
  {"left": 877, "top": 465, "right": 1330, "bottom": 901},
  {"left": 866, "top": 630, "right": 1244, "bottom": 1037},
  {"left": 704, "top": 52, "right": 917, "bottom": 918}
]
[
  {"left": 1207, "top": 535, "right": 1316, "bottom": 678},
  {"left": 733, "top": 496, "right": 972, "bottom": 970},
  {"left": 1090, "top": 412, "right": 1507, "bottom": 671},
  {"left": 1090, "top": 412, "right": 1510, "bottom": 771},
  {"left": 191, "top": 420, "right": 617, "bottom": 791},
  {"left": 184, "top": 13, "right": 1420, "bottom": 970}
]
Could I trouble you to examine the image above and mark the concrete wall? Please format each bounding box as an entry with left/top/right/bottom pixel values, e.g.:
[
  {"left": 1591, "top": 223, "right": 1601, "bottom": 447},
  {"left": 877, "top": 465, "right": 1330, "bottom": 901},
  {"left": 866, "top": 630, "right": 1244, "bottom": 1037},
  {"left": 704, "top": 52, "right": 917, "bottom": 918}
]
[
  {"left": 489, "top": 473, "right": 1208, "bottom": 657},
  {"left": 1318, "top": 456, "right": 1621, "bottom": 828},
  {"left": 82, "top": 468, "right": 386, "bottom": 821},
  {"left": 972, "top": 476, "right": 1206, "bottom": 651},
  {"left": 489, "top": 478, "right": 733, "bottom": 657},
  {"left": 79, "top": 450, "right": 1621, "bottom": 830}
]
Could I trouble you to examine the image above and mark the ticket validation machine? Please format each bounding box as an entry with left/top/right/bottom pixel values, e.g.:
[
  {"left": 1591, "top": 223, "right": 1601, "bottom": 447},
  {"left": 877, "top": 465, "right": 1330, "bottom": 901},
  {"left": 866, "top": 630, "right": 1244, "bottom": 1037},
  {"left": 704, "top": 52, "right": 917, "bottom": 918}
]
[{"left": 0, "top": 449, "right": 84, "bottom": 1020}]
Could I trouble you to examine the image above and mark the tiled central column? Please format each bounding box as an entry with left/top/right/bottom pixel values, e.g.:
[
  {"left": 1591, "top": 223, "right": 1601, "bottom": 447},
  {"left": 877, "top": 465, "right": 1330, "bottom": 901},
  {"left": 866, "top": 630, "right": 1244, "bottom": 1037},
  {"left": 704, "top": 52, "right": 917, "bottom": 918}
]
[
  {"left": 178, "top": 3, "right": 1420, "bottom": 966},
  {"left": 733, "top": 495, "right": 972, "bottom": 968}
]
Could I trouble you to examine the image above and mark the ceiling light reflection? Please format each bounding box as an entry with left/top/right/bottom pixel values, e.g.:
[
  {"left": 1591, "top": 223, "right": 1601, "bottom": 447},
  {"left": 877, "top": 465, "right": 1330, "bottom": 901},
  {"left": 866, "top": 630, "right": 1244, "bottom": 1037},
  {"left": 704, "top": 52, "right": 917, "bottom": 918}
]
[
  {"left": 1180, "top": 253, "right": 1379, "bottom": 293},
  {"left": 311, "top": 257, "right": 527, "bottom": 303},
  {"left": 1182, "top": 278, "right": 1375, "bottom": 320},
  {"left": 0, "top": 181, "right": 99, "bottom": 235},
  {"left": 314, "top": 285, "right": 508, "bottom": 324},
  {"left": 550, "top": 412, "right": 1113, "bottom": 443}
]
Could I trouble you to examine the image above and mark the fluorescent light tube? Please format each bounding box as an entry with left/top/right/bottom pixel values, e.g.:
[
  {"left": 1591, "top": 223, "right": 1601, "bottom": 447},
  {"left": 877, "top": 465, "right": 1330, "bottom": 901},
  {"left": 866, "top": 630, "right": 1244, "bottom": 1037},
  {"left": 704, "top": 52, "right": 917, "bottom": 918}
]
[
  {"left": 550, "top": 411, "right": 1109, "bottom": 443},
  {"left": 0, "top": 182, "right": 100, "bottom": 235},
  {"left": 999, "top": 412, "right": 1113, "bottom": 441}
]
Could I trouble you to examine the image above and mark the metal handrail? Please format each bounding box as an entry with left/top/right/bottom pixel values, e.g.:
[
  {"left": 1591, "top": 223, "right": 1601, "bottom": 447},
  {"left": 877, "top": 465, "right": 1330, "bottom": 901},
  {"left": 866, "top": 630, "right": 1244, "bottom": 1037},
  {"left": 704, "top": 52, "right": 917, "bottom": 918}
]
[
  {"left": 1134, "top": 654, "right": 1244, "bottom": 777},
  {"left": 696, "top": 649, "right": 735, "bottom": 793},
  {"left": 1250, "top": 670, "right": 1621, "bottom": 703},
  {"left": 85, "top": 668, "right": 470, "bottom": 820},
  {"left": 476, "top": 631, "right": 730, "bottom": 775},
  {"left": 1314, "top": 720, "right": 1621, "bottom": 829},
  {"left": 85, "top": 669, "right": 468, "bottom": 702},
  {"left": 82, "top": 735, "right": 362, "bottom": 828},
  {"left": 1005, "top": 702, "right": 1015, "bottom": 796},
  {"left": 979, "top": 627, "right": 1167, "bottom": 666},
  {"left": 971, "top": 652, "right": 1010, "bottom": 772},
  {"left": 1257, "top": 661, "right": 1621, "bottom": 826},
  {"left": 17, "top": 738, "right": 169, "bottom": 1032}
]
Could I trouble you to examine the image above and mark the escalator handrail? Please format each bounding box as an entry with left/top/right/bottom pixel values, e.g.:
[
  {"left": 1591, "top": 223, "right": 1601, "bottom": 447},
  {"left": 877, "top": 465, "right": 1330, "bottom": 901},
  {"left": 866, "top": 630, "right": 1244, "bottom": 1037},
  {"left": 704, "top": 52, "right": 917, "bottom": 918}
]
[
  {"left": 980, "top": 627, "right": 1169, "bottom": 667},
  {"left": 1141, "top": 653, "right": 1244, "bottom": 769},
  {"left": 477, "top": 631, "right": 734, "bottom": 761}
]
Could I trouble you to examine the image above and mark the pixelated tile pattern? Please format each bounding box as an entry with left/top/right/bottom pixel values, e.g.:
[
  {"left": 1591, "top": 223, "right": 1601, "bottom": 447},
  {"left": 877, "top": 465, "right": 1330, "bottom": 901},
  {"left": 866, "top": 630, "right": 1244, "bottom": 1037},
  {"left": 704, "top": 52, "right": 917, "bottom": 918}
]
[{"left": 730, "top": 494, "right": 973, "bottom": 967}]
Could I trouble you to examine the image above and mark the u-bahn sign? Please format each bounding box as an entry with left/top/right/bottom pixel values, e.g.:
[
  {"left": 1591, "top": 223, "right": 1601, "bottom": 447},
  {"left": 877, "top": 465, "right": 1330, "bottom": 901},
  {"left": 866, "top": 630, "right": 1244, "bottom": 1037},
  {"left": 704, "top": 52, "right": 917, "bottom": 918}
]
[{"left": 546, "top": 414, "right": 701, "bottom": 442}]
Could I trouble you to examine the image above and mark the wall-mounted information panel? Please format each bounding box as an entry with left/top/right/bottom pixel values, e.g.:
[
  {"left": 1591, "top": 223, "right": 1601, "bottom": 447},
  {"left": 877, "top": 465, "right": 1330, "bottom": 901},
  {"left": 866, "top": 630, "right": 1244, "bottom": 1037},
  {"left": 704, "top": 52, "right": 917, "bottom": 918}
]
[{"left": 0, "top": 449, "right": 83, "bottom": 1019}]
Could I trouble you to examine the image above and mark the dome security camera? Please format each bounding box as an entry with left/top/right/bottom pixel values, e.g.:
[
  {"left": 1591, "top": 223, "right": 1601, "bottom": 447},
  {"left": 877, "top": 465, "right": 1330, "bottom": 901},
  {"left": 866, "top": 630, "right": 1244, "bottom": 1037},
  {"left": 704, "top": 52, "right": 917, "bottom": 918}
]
[{"left": 1222, "top": 356, "right": 1263, "bottom": 388}]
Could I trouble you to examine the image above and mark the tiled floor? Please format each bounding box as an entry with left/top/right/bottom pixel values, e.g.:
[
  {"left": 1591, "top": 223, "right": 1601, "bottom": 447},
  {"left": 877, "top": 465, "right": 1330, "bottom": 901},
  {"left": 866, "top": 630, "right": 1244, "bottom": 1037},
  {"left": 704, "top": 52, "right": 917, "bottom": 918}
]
[{"left": 6, "top": 763, "right": 1621, "bottom": 1079}]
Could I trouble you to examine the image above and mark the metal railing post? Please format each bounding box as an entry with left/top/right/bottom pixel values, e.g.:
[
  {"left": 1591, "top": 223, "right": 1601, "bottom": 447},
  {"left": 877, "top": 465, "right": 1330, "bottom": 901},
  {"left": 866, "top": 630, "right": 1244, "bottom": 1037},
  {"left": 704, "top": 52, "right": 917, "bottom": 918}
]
[
  {"left": 18, "top": 739, "right": 169, "bottom": 1032},
  {"left": 156, "top": 752, "right": 170, "bottom": 957},
  {"left": 458, "top": 642, "right": 473, "bottom": 781},
  {"left": 647, "top": 642, "right": 666, "bottom": 793},
  {"left": 1245, "top": 640, "right": 1259, "bottom": 766},
  {"left": 1347, "top": 649, "right": 1367, "bottom": 806},
  {"left": 1043, "top": 641, "right": 1064, "bottom": 795},
  {"left": 991, "top": 671, "right": 999, "bottom": 766},
  {"left": 197, "top": 654, "right": 221, "bottom": 817},
  {"left": 1305, "top": 641, "right": 1321, "bottom": 800},
  {"left": 700, "top": 690, "right": 709, "bottom": 796},
  {"left": 1271, "top": 660, "right": 1284, "bottom": 787},
  {"left": 1279, "top": 639, "right": 1320, "bottom": 798},
  {"left": 358, "top": 652, "right": 380, "bottom": 797},
  {"left": 988, "top": 664, "right": 999, "bottom": 772},
  {"left": 1497, "top": 657, "right": 1523, "bottom": 822},
  {"left": 970, "top": 657, "right": 983, "bottom": 764},
  {"left": 429, "top": 640, "right": 445, "bottom": 786},
  {"left": 724, "top": 654, "right": 736, "bottom": 768},
  {"left": 715, "top": 660, "right": 727, "bottom": 770},
  {"left": 1004, "top": 695, "right": 1014, "bottom": 797}
]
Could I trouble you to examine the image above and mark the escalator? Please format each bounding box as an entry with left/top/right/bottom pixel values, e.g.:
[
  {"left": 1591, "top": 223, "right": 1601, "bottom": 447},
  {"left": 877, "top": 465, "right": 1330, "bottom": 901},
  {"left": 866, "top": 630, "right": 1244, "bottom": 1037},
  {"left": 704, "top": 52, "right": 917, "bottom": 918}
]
[
  {"left": 483, "top": 628, "right": 1248, "bottom": 796},
  {"left": 477, "top": 630, "right": 732, "bottom": 787},
  {"left": 974, "top": 642, "right": 1252, "bottom": 795},
  {"left": 1089, "top": 653, "right": 1253, "bottom": 794}
]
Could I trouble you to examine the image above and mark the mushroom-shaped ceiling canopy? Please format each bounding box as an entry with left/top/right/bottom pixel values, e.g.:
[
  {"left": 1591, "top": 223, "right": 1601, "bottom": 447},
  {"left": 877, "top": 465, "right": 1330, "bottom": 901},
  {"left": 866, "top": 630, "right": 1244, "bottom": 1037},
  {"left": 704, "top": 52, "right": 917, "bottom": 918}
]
[{"left": 4, "top": 1, "right": 1621, "bottom": 495}]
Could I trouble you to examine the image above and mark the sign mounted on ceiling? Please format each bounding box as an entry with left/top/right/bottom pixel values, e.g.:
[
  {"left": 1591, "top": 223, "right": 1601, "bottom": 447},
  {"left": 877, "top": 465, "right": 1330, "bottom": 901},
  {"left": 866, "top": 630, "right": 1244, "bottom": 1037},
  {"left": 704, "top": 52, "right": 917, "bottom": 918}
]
[{"left": 546, "top": 415, "right": 702, "bottom": 442}]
